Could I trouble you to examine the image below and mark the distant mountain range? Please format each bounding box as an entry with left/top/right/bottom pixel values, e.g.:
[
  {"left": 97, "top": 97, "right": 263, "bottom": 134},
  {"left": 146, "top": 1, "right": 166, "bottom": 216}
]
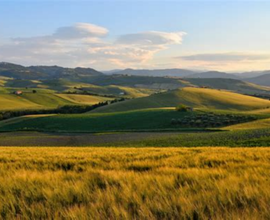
[
  {"left": 245, "top": 73, "right": 270, "bottom": 87},
  {"left": 105, "top": 68, "right": 197, "bottom": 77},
  {"left": 236, "top": 70, "right": 270, "bottom": 79},
  {"left": 186, "top": 71, "right": 240, "bottom": 79},
  {"left": 104, "top": 68, "right": 270, "bottom": 80},
  {"left": 0, "top": 62, "right": 102, "bottom": 80},
  {"left": 1, "top": 62, "right": 270, "bottom": 87}
]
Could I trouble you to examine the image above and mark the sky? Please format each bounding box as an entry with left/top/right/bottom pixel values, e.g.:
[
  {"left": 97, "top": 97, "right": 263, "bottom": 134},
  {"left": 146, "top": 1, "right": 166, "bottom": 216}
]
[{"left": 0, "top": 0, "right": 270, "bottom": 72}]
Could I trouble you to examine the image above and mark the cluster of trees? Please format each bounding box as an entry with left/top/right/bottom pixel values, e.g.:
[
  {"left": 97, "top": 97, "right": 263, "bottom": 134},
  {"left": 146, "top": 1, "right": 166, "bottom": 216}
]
[
  {"left": 65, "top": 90, "right": 119, "bottom": 98},
  {"left": 175, "top": 104, "right": 193, "bottom": 112},
  {"left": 171, "top": 113, "right": 257, "bottom": 128},
  {"left": 248, "top": 93, "right": 270, "bottom": 101},
  {"left": 0, "top": 98, "right": 126, "bottom": 121}
]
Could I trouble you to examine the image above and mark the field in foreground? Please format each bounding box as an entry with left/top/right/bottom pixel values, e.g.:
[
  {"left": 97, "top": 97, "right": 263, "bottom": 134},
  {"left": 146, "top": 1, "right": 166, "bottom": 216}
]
[{"left": 0, "top": 147, "right": 269, "bottom": 219}]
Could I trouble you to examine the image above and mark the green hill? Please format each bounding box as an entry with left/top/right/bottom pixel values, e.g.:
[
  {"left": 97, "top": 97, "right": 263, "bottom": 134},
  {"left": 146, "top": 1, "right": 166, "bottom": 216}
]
[
  {"left": 0, "top": 93, "right": 112, "bottom": 111},
  {"left": 0, "top": 109, "right": 197, "bottom": 132},
  {"left": 0, "top": 94, "right": 42, "bottom": 110},
  {"left": 77, "top": 84, "right": 156, "bottom": 98},
  {"left": 223, "top": 118, "right": 270, "bottom": 131},
  {"left": 91, "top": 87, "right": 270, "bottom": 113},
  {"left": 186, "top": 78, "right": 270, "bottom": 95}
]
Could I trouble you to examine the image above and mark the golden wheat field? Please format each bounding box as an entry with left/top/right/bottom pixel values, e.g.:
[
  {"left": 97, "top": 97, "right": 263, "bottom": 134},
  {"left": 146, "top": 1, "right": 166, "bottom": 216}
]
[{"left": 0, "top": 147, "right": 269, "bottom": 220}]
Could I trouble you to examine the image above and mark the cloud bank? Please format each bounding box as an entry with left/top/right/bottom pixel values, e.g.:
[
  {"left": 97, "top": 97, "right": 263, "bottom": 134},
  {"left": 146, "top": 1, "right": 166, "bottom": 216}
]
[
  {"left": 1, "top": 24, "right": 269, "bottom": 71},
  {"left": 0, "top": 23, "right": 185, "bottom": 69},
  {"left": 178, "top": 52, "right": 270, "bottom": 62},
  {"left": 175, "top": 52, "right": 270, "bottom": 71}
]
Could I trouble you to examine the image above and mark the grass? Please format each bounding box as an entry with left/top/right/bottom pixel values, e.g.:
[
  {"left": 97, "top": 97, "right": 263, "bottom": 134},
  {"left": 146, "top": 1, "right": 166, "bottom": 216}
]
[
  {"left": 0, "top": 131, "right": 180, "bottom": 146},
  {"left": 0, "top": 115, "right": 55, "bottom": 128},
  {"left": 113, "top": 128, "right": 270, "bottom": 147},
  {"left": 0, "top": 147, "right": 269, "bottom": 219},
  {"left": 0, "top": 127, "right": 269, "bottom": 147},
  {"left": 224, "top": 118, "right": 270, "bottom": 130},
  {"left": 21, "top": 93, "right": 75, "bottom": 107},
  {"left": 0, "top": 94, "right": 42, "bottom": 110},
  {"left": 0, "top": 92, "right": 112, "bottom": 111},
  {"left": 77, "top": 84, "right": 155, "bottom": 98},
  {"left": 56, "top": 94, "right": 113, "bottom": 105},
  {"left": 0, "top": 108, "right": 199, "bottom": 132},
  {"left": 92, "top": 87, "right": 270, "bottom": 113},
  {"left": 186, "top": 78, "right": 270, "bottom": 94},
  {"left": 0, "top": 93, "right": 73, "bottom": 110}
]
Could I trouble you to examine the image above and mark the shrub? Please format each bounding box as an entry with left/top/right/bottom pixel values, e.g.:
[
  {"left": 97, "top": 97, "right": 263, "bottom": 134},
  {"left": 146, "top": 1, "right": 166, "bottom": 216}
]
[{"left": 176, "top": 104, "right": 189, "bottom": 112}]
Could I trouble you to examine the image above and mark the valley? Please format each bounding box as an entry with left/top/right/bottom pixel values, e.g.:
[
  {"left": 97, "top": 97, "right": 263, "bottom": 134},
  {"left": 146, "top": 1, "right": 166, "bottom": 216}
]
[{"left": 0, "top": 63, "right": 270, "bottom": 147}]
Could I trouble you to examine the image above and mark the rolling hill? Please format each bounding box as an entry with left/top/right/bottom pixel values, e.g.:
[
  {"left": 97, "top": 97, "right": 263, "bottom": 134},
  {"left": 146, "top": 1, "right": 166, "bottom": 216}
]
[
  {"left": 185, "top": 78, "right": 270, "bottom": 94},
  {"left": 0, "top": 109, "right": 196, "bottom": 132},
  {"left": 91, "top": 87, "right": 270, "bottom": 113},
  {"left": 223, "top": 118, "right": 270, "bottom": 131},
  {"left": 2, "top": 62, "right": 270, "bottom": 103},
  {"left": 0, "top": 93, "right": 112, "bottom": 111},
  {"left": 245, "top": 74, "right": 270, "bottom": 86},
  {"left": 76, "top": 84, "right": 156, "bottom": 98}
]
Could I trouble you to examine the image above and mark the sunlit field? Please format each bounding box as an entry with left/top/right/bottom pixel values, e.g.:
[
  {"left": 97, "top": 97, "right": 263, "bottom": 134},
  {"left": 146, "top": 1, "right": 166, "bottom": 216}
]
[{"left": 0, "top": 147, "right": 269, "bottom": 219}]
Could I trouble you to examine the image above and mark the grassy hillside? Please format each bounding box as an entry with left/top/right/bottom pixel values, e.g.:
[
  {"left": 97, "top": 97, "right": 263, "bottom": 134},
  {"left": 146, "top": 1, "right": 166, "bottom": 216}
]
[
  {"left": 0, "top": 109, "right": 199, "bottom": 132},
  {"left": 246, "top": 73, "right": 270, "bottom": 86},
  {"left": 0, "top": 76, "right": 10, "bottom": 86},
  {"left": 56, "top": 94, "right": 112, "bottom": 105},
  {"left": 223, "top": 118, "right": 270, "bottom": 130},
  {"left": 92, "top": 87, "right": 270, "bottom": 113},
  {"left": 0, "top": 94, "right": 42, "bottom": 110},
  {"left": 21, "top": 93, "right": 74, "bottom": 107},
  {"left": 186, "top": 78, "right": 270, "bottom": 94},
  {"left": 0, "top": 93, "right": 112, "bottom": 111},
  {"left": 3, "top": 78, "right": 156, "bottom": 98},
  {"left": 76, "top": 84, "right": 156, "bottom": 98}
]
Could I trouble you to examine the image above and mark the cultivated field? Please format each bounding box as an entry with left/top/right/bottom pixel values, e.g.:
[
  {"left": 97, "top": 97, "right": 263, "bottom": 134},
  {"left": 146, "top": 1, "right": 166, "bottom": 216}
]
[{"left": 0, "top": 147, "right": 269, "bottom": 219}]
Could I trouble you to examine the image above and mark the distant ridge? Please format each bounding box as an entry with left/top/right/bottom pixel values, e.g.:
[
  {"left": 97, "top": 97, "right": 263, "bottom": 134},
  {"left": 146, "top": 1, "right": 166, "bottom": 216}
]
[
  {"left": 1, "top": 62, "right": 270, "bottom": 94},
  {"left": 0, "top": 62, "right": 104, "bottom": 79},
  {"left": 245, "top": 73, "right": 270, "bottom": 86},
  {"left": 109, "top": 68, "right": 197, "bottom": 77},
  {"left": 185, "top": 71, "right": 239, "bottom": 79}
]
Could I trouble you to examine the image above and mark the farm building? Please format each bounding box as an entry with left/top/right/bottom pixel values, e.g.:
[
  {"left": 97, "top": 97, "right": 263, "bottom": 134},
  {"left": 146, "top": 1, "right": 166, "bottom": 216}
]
[{"left": 14, "top": 91, "right": 23, "bottom": 95}]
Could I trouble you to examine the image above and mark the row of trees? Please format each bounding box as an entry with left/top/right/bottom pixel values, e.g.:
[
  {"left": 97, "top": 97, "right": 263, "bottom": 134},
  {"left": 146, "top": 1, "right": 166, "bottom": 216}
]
[
  {"left": 171, "top": 113, "right": 257, "bottom": 128},
  {"left": 65, "top": 89, "right": 119, "bottom": 98}
]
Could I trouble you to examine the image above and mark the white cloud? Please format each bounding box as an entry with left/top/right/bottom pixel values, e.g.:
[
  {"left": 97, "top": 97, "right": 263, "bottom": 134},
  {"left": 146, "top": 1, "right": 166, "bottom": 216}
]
[
  {"left": 177, "top": 52, "right": 270, "bottom": 62},
  {"left": 116, "top": 31, "right": 186, "bottom": 46},
  {"left": 174, "top": 52, "right": 270, "bottom": 72},
  {"left": 0, "top": 23, "right": 185, "bottom": 69},
  {"left": 53, "top": 23, "right": 108, "bottom": 40}
]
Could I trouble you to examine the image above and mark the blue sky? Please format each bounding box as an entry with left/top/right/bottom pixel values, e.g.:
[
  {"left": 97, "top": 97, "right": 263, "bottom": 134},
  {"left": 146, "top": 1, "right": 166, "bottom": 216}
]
[{"left": 0, "top": 0, "right": 270, "bottom": 71}]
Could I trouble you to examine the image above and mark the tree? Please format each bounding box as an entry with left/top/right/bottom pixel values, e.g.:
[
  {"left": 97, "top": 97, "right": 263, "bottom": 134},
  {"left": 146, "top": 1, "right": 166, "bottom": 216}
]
[{"left": 176, "top": 104, "right": 189, "bottom": 112}]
